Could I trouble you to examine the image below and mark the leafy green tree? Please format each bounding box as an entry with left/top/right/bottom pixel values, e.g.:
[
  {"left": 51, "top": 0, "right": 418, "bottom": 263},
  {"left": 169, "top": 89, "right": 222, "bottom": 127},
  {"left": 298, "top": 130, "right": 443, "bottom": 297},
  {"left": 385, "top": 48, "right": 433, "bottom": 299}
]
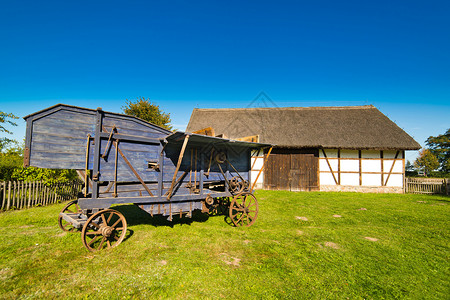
[
  {"left": 0, "top": 111, "right": 19, "bottom": 151},
  {"left": 0, "top": 144, "right": 23, "bottom": 181},
  {"left": 414, "top": 149, "right": 439, "bottom": 176},
  {"left": 0, "top": 111, "right": 22, "bottom": 180},
  {"left": 122, "top": 97, "right": 172, "bottom": 130},
  {"left": 11, "top": 167, "right": 78, "bottom": 185},
  {"left": 405, "top": 160, "right": 417, "bottom": 176},
  {"left": 425, "top": 128, "right": 450, "bottom": 172}
]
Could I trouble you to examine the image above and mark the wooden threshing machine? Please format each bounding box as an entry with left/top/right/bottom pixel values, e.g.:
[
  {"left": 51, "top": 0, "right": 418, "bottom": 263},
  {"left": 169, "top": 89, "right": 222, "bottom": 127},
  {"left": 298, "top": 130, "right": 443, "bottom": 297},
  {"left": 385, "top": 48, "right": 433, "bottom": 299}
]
[{"left": 24, "top": 104, "right": 271, "bottom": 251}]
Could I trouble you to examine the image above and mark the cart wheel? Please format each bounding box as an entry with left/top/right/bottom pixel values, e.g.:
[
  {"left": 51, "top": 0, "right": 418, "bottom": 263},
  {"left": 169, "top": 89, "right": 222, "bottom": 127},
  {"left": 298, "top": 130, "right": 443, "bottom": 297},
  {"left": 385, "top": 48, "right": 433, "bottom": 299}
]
[
  {"left": 229, "top": 192, "right": 258, "bottom": 227},
  {"left": 58, "top": 200, "right": 80, "bottom": 232},
  {"left": 81, "top": 209, "right": 127, "bottom": 252}
]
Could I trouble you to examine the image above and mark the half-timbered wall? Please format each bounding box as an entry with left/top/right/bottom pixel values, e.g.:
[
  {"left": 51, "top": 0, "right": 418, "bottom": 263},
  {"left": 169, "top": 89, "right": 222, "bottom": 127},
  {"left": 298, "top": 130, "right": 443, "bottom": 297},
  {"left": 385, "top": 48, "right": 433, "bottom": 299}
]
[
  {"left": 319, "top": 149, "right": 405, "bottom": 193},
  {"left": 250, "top": 149, "right": 265, "bottom": 189}
]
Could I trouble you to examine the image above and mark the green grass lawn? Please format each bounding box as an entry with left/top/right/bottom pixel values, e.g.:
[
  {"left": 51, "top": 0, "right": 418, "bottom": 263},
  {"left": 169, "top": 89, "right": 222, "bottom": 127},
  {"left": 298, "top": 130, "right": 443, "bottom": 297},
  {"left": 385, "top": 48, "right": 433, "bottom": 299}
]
[{"left": 0, "top": 191, "right": 448, "bottom": 299}]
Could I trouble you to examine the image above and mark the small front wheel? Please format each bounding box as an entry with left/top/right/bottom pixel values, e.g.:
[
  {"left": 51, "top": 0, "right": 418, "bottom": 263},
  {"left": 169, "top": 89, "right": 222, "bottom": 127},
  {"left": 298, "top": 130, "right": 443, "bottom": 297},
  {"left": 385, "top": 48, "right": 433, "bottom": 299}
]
[
  {"left": 58, "top": 200, "right": 80, "bottom": 232},
  {"left": 81, "top": 209, "right": 127, "bottom": 252},
  {"left": 229, "top": 192, "right": 258, "bottom": 227}
]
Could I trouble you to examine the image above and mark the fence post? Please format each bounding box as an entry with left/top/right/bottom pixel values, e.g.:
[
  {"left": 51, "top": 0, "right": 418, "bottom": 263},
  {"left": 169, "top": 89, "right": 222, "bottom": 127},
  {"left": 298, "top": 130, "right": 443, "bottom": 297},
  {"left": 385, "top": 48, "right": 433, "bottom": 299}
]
[
  {"left": 1, "top": 182, "right": 4, "bottom": 210},
  {"left": 27, "top": 182, "right": 31, "bottom": 208},
  {"left": 6, "top": 181, "right": 11, "bottom": 210},
  {"left": 446, "top": 178, "right": 449, "bottom": 196}
]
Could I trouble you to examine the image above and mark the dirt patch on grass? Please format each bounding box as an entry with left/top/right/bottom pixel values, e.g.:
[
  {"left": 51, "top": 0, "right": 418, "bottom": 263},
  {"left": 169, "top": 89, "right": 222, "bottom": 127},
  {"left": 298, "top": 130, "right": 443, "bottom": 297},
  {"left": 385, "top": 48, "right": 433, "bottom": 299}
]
[
  {"left": 243, "top": 240, "right": 251, "bottom": 245},
  {"left": 295, "top": 216, "right": 308, "bottom": 221},
  {"left": 364, "top": 237, "right": 378, "bottom": 242},
  {"left": 358, "top": 208, "right": 367, "bottom": 211},
  {"left": 296, "top": 230, "right": 303, "bottom": 235},
  {"left": 324, "top": 242, "right": 340, "bottom": 249},
  {"left": 333, "top": 215, "right": 342, "bottom": 218},
  {"left": 19, "top": 225, "right": 34, "bottom": 229},
  {"left": 220, "top": 253, "right": 241, "bottom": 267},
  {"left": 0, "top": 268, "right": 13, "bottom": 280},
  {"left": 317, "top": 242, "right": 340, "bottom": 249}
]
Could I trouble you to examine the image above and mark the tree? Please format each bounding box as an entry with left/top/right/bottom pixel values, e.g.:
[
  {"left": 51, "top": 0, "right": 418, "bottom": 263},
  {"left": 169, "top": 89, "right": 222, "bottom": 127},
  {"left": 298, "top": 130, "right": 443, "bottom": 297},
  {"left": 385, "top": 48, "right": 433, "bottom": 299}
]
[
  {"left": 0, "top": 111, "right": 21, "bottom": 180},
  {"left": 122, "top": 97, "right": 172, "bottom": 130},
  {"left": 414, "top": 149, "right": 439, "bottom": 176},
  {"left": 425, "top": 128, "right": 450, "bottom": 172},
  {"left": 0, "top": 111, "right": 19, "bottom": 151},
  {"left": 11, "top": 167, "right": 78, "bottom": 185},
  {"left": 405, "top": 160, "right": 416, "bottom": 176}
]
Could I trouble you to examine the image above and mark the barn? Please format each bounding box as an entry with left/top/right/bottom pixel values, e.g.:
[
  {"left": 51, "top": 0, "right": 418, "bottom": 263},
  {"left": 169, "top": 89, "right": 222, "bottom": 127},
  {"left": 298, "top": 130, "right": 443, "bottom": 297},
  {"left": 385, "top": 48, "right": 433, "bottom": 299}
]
[{"left": 186, "top": 105, "right": 421, "bottom": 193}]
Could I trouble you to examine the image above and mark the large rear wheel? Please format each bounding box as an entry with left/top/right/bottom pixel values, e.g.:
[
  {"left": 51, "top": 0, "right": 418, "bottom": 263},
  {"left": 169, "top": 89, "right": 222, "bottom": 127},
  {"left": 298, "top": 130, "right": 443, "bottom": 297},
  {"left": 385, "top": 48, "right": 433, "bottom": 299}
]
[
  {"left": 81, "top": 209, "right": 127, "bottom": 252},
  {"left": 229, "top": 192, "right": 258, "bottom": 227}
]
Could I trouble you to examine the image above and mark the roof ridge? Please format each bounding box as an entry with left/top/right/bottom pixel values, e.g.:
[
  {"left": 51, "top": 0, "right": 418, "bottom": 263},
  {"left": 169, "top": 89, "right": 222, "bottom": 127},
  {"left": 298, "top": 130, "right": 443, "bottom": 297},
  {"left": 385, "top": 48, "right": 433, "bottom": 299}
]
[{"left": 192, "top": 105, "right": 376, "bottom": 112}]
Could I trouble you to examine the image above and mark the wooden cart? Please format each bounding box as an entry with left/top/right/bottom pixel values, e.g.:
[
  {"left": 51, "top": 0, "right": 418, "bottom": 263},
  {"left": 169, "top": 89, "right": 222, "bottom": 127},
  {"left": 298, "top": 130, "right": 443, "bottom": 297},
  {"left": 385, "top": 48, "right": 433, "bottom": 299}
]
[{"left": 24, "top": 104, "right": 271, "bottom": 251}]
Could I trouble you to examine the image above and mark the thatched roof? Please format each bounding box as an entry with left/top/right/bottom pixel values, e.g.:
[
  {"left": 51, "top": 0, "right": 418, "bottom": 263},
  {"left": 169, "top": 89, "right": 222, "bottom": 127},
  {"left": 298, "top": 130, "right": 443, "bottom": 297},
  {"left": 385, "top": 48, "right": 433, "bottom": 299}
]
[{"left": 186, "top": 105, "right": 420, "bottom": 150}]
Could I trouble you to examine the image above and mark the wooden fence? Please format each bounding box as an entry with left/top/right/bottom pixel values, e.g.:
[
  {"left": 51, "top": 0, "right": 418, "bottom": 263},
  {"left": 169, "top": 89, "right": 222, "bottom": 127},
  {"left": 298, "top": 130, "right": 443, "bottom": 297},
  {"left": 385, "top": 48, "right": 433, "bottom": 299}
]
[
  {"left": 405, "top": 177, "right": 449, "bottom": 195},
  {"left": 0, "top": 181, "right": 82, "bottom": 211}
]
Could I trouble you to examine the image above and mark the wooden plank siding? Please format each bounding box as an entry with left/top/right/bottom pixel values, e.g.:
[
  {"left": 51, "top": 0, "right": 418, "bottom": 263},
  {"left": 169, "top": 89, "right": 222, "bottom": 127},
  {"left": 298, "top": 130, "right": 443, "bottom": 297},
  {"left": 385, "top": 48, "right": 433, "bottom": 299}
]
[{"left": 264, "top": 148, "right": 319, "bottom": 191}]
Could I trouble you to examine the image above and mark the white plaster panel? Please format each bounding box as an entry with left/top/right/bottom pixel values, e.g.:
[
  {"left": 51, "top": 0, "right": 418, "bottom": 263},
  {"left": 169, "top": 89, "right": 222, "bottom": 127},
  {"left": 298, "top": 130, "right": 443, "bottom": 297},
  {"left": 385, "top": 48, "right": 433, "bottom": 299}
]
[
  {"left": 362, "top": 174, "right": 381, "bottom": 186},
  {"left": 383, "top": 160, "right": 403, "bottom": 173},
  {"left": 250, "top": 171, "right": 263, "bottom": 184},
  {"left": 341, "top": 150, "right": 359, "bottom": 158},
  {"left": 319, "top": 158, "right": 338, "bottom": 171},
  {"left": 340, "top": 159, "right": 359, "bottom": 172},
  {"left": 320, "top": 149, "right": 338, "bottom": 158},
  {"left": 385, "top": 174, "right": 403, "bottom": 187},
  {"left": 251, "top": 157, "right": 264, "bottom": 170},
  {"left": 361, "top": 159, "right": 381, "bottom": 172},
  {"left": 383, "top": 151, "right": 399, "bottom": 159},
  {"left": 340, "top": 173, "right": 359, "bottom": 185},
  {"left": 320, "top": 172, "right": 337, "bottom": 185},
  {"left": 361, "top": 150, "right": 381, "bottom": 159}
]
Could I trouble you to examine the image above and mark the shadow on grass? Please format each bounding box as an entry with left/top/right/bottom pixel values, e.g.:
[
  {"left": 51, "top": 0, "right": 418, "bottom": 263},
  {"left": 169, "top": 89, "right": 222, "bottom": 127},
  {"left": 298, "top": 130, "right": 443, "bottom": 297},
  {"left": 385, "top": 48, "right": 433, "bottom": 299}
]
[{"left": 112, "top": 204, "right": 217, "bottom": 228}]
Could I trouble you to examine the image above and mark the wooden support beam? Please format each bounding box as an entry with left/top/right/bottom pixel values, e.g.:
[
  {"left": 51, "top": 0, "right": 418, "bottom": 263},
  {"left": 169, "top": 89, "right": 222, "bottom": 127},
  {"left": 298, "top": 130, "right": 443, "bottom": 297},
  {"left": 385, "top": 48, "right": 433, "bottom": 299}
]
[
  {"left": 384, "top": 151, "right": 400, "bottom": 186},
  {"left": 250, "top": 150, "right": 260, "bottom": 171},
  {"left": 113, "top": 140, "right": 119, "bottom": 197},
  {"left": 359, "top": 150, "right": 362, "bottom": 186},
  {"left": 380, "top": 151, "right": 384, "bottom": 186},
  {"left": 321, "top": 149, "right": 338, "bottom": 185},
  {"left": 337, "top": 149, "right": 341, "bottom": 185},
  {"left": 251, "top": 147, "right": 273, "bottom": 192},
  {"left": 83, "top": 134, "right": 91, "bottom": 197},
  {"left": 116, "top": 144, "right": 154, "bottom": 196},
  {"left": 102, "top": 126, "right": 153, "bottom": 196},
  {"left": 167, "top": 134, "right": 190, "bottom": 199},
  {"left": 101, "top": 125, "right": 116, "bottom": 159}
]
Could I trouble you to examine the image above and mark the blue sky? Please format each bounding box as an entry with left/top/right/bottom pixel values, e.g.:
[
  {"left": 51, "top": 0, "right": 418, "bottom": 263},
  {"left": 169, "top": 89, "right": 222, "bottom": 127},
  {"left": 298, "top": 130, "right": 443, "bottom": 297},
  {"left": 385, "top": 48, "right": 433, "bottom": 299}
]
[{"left": 1, "top": 0, "right": 449, "bottom": 162}]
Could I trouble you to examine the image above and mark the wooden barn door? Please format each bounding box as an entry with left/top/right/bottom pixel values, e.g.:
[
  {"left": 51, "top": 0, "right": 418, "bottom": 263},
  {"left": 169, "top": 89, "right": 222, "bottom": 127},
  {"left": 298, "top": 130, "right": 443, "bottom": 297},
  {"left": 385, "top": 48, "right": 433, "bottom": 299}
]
[{"left": 264, "top": 148, "right": 319, "bottom": 191}]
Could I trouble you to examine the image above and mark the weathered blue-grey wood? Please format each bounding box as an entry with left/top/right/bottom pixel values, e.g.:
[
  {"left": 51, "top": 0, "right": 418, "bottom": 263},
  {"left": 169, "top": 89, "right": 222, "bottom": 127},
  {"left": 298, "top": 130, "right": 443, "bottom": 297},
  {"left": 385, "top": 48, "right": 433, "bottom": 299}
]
[
  {"left": 24, "top": 104, "right": 270, "bottom": 221},
  {"left": 78, "top": 192, "right": 232, "bottom": 209},
  {"left": 92, "top": 109, "right": 103, "bottom": 199}
]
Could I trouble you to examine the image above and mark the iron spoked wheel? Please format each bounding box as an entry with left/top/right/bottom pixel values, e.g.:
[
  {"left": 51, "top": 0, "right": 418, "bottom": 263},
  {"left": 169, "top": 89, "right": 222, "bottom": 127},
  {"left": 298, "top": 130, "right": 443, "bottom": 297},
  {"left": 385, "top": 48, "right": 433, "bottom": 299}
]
[
  {"left": 81, "top": 209, "right": 127, "bottom": 252},
  {"left": 229, "top": 192, "right": 258, "bottom": 227},
  {"left": 58, "top": 200, "right": 80, "bottom": 232}
]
